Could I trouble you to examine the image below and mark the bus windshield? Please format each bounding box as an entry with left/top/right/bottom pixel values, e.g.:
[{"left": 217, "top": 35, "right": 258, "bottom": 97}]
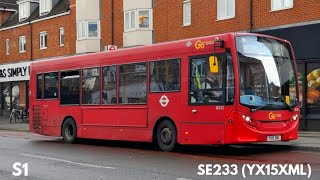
[{"left": 236, "top": 36, "right": 298, "bottom": 109}]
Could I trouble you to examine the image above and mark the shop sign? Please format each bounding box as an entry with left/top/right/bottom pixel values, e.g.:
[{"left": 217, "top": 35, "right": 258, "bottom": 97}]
[{"left": 0, "top": 61, "right": 31, "bottom": 82}]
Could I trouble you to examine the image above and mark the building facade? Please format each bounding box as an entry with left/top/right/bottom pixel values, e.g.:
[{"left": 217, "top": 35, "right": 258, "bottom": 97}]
[{"left": 0, "top": 0, "right": 319, "bottom": 130}]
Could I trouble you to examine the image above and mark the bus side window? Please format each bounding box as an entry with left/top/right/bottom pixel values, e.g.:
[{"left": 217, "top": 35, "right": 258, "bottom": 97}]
[
  {"left": 190, "top": 56, "right": 223, "bottom": 104},
  {"left": 60, "top": 70, "right": 80, "bottom": 105},
  {"left": 119, "top": 63, "right": 147, "bottom": 104},
  {"left": 150, "top": 59, "right": 180, "bottom": 92},
  {"left": 226, "top": 52, "right": 235, "bottom": 103},
  {"left": 102, "top": 65, "right": 117, "bottom": 105},
  {"left": 37, "top": 74, "right": 43, "bottom": 100},
  {"left": 82, "top": 68, "right": 100, "bottom": 105},
  {"left": 44, "top": 72, "right": 58, "bottom": 99}
]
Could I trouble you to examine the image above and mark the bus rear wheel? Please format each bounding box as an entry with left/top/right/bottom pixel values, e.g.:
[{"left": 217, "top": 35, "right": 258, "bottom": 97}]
[
  {"left": 156, "top": 120, "right": 177, "bottom": 152},
  {"left": 62, "top": 118, "right": 77, "bottom": 143}
]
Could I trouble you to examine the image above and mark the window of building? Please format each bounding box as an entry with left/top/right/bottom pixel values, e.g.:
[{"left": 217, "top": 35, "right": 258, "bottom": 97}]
[
  {"left": 103, "top": 65, "right": 117, "bottom": 104},
  {"left": 60, "top": 70, "right": 80, "bottom": 105},
  {"left": 190, "top": 55, "right": 224, "bottom": 104},
  {"left": 37, "top": 74, "right": 43, "bottom": 99},
  {"left": 82, "top": 68, "right": 100, "bottom": 105},
  {"left": 183, "top": 0, "right": 191, "bottom": 26},
  {"left": 150, "top": 59, "right": 181, "bottom": 92},
  {"left": 40, "top": 32, "right": 47, "bottom": 49},
  {"left": 44, "top": 72, "right": 58, "bottom": 99},
  {"left": 77, "top": 21, "right": 100, "bottom": 40},
  {"left": 40, "top": 0, "right": 51, "bottom": 15},
  {"left": 59, "top": 28, "right": 64, "bottom": 46},
  {"left": 124, "top": 9, "right": 152, "bottom": 32},
  {"left": 19, "top": 36, "right": 26, "bottom": 53},
  {"left": 119, "top": 63, "right": 147, "bottom": 104},
  {"left": 19, "top": 2, "right": 30, "bottom": 21},
  {"left": 271, "top": 0, "right": 293, "bottom": 11},
  {"left": 88, "top": 22, "right": 98, "bottom": 38},
  {"left": 5, "top": 39, "right": 9, "bottom": 55},
  {"left": 217, "top": 0, "right": 235, "bottom": 20}
]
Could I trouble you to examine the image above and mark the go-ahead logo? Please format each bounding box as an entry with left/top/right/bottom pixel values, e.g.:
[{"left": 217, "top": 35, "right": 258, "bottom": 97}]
[{"left": 269, "top": 112, "right": 281, "bottom": 120}]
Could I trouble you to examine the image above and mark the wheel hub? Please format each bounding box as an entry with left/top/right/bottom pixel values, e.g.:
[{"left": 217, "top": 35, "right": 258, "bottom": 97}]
[{"left": 160, "top": 127, "right": 172, "bottom": 144}]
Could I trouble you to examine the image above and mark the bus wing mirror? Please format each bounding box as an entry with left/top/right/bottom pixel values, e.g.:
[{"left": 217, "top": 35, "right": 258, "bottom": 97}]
[{"left": 209, "top": 56, "right": 219, "bottom": 73}]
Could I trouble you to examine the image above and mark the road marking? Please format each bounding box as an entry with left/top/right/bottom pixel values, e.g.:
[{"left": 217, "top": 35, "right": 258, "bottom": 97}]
[
  {"left": 21, "top": 154, "right": 115, "bottom": 170},
  {"left": 176, "top": 178, "right": 192, "bottom": 180}
]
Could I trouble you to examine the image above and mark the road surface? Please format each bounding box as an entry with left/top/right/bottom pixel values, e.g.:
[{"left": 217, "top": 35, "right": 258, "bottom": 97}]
[{"left": 0, "top": 130, "right": 319, "bottom": 180}]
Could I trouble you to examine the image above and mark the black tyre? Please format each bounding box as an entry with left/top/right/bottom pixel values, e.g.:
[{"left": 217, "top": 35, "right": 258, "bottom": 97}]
[
  {"left": 156, "top": 120, "right": 177, "bottom": 152},
  {"left": 62, "top": 118, "right": 77, "bottom": 143}
]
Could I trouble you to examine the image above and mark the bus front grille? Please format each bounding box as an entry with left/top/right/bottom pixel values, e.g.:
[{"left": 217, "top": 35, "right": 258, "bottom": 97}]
[{"left": 32, "top": 105, "right": 42, "bottom": 133}]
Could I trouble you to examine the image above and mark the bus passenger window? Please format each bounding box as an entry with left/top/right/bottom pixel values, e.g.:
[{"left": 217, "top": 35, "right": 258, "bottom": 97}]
[
  {"left": 60, "top": 70, "right": 80, "bottom": 105},
  {"left": 119, "top": 63, "right": 147, "bottom": 104},
  {"left": 44, "top": 72, "right": 58, "bottom": 99},
  {"left": 190, "top": 56, "right": 223, "bottom": 104},
  {"left": 102, "top": 66, "right": 117, "bottom": 104},
  {"left": 226, "top": 52, "right": 235, "bottom": 103},
  {"left": 37, "top": 74, "right": 43, "bottom": 99},
  {"left": 150, "top": 59, "right": 180, "bottom": 92},
  {"left": 82, "top": 68, "right": 100, "bottom": 105}
]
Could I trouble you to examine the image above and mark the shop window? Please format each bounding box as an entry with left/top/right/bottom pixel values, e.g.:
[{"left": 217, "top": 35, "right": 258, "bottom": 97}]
[
  {"left": 82, "top": 68, "right": 100, "bottom": 105},
  {"left": 2, "top": 83, "right": 11, "bottom": 113},
  {"left": 150, "top": 59, "right": 180, "bottom": 92},
  {"left": 190, "top": 55, "right": 224, "bottom": 104},
  {"left": 60, "top": 70, "right": 80, "bottom": 105},
  {"left": 37, "top": 74, "right": 43, "bottom": 99},
  {"left": 102, "top": 66, "right": 117, "bottom": 104},
  {"left": 119, "top": 63, "right": 147, "bottom": 104},
  {"left": 306, "top": 65, "right": 320, "bottom": 114},
  {"left": 44, "top": 72, "right": 58, "bottom": 99}
]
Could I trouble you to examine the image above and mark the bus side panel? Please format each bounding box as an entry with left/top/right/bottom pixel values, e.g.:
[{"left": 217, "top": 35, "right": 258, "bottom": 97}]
[{"left": 81, "top": 107, "right": 147, "bottom": 127}]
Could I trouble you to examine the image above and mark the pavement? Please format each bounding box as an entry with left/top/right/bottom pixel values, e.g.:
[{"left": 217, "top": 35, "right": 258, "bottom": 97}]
[
  {"left": 0, "top": 115, "right": 29, "bottom": 132},
  {"left": 0, "top": 115, "right": 319, "bottom": 152}
]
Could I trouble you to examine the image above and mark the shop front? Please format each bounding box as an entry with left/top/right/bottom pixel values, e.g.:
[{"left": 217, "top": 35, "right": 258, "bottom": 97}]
[
  {"left": 259, "top": 23, "right": 320, "bottom": 130},
  {"left": 0, "top": 61, "right": 30, "bottom": 117}
]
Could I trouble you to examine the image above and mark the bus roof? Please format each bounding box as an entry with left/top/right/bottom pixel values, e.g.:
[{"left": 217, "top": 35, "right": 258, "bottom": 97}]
[{"left": 31, "top": 32, "right": 290, "bottom": 72}]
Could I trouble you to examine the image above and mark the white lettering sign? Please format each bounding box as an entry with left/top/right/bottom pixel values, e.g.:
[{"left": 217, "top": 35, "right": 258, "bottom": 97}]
[{"left": 0, "top": 61, "right": 31, "bottom": 82}]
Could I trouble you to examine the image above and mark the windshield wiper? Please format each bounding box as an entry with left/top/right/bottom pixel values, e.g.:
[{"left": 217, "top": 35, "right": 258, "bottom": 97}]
[
  {"left": 250, "top": 104, "right": 274, "bottom": 113},
  {"left": 280, "top": 99, "right": 293, "bottom": 112}
]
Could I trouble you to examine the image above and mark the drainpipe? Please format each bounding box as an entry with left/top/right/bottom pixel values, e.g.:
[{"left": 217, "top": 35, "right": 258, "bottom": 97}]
[
  {"left": 111, "top": 0, "right": 114, "bottom": 45},
  {"left": 100, "top": 0, "right": 102, "bottom": 51},
  {"left": 250, "top": 0, "right": 253, "bottom": 32},
  {"left": 29, "top": 22, "right": 33, "bottom": 61}
]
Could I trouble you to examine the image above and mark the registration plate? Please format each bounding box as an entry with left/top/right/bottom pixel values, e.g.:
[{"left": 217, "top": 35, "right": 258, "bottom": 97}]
[{"left": 267, "top": 135, "right": 281, "bottom": 142}]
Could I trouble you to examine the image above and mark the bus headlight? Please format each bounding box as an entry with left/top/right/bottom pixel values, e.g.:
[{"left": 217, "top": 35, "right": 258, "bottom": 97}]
[
  {"left": 242, "top": 114, "right": 255, "bottom": 127},
  {"left": 292, "top": 114, "right": 298, "bottom": 121}
]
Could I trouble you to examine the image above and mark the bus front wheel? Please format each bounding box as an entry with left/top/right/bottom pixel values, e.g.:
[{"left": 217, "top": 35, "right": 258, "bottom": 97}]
[
  {"left": 156, "top": 120, "right": 177, "bottom": 152},
  {"left": 62, "top": 118, "right": 77, "bottom": 143}
]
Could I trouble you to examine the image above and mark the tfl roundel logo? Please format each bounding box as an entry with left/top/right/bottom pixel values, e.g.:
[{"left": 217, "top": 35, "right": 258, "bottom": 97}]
[{"left": 159, "top": 95, "right": 170, "bottom": 107}]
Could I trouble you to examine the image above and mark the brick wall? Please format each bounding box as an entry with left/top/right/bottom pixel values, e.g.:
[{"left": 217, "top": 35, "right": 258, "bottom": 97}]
[
  {"left": 253, "top": 0, "right": 320, "bottom": 29},
  {"left": 0, "top": 14, "right": 75, "bottom": 64},
  {"left": 153, "top": 0, "right": 250, "bottom": 43},
  {"left": 101, "top": 0, "right": 123, "bottom": 48},
  {"left": 31, "top": 14, "right": 73, "bottom": 60},
  {"left": 0, "top": 25, "right": 32, "bottom": 64}
]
